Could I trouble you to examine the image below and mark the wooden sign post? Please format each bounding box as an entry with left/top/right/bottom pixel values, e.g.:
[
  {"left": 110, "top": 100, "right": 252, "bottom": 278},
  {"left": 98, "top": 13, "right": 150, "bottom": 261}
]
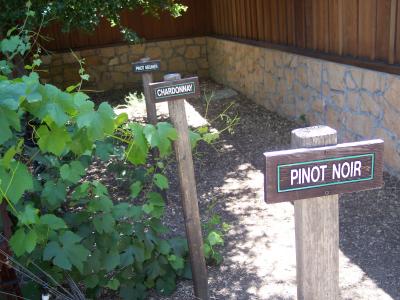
[
  {"left": 132, "top": 57, "right": 161, "bottom": 125},
  {"left": 149, "top": 74, "right": 208, "bottom": 300},
  {"left": 264, "top": 126, "right": 384, "bottom": 300}
]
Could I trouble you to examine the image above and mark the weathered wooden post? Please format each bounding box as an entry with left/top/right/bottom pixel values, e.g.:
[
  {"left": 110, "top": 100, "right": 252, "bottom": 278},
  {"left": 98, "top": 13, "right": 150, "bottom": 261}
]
[
  {"left": 149, "top": 73, "right": 209, "bottom": 299},
  {"left": 292, "top": 126, "right": 339, "bottom": 300},
  {"left": 264, "top": 125, "right": 384, "bottom": 300},
  {"left": 132, "top": 57, "right": 160, "bottom": 125}
]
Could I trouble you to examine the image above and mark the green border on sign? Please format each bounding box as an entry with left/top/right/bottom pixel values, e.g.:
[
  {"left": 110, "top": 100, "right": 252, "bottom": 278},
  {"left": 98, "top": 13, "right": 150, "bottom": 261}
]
[
  {"left": 155, "top": 81, "right": 196, "bottom": 100},
  {"left": 277, "top": 153, "right": 375, "bottom": 193}
]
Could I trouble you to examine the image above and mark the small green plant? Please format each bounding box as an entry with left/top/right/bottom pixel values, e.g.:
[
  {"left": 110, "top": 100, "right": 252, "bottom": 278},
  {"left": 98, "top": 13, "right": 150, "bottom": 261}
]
[{"left": 202, "top": 199, "right": 230, "bottom": 264}]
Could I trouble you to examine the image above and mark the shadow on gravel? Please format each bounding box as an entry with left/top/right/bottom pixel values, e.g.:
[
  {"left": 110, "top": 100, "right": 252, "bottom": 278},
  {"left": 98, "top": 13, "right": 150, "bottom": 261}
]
[
  {"left": 93, "top": 84, "right": 400, "bottom": 299},
  {"left": 339, "top": 174, "right": 400, "bottom": 299},
  {"left": 188, "top": 86, "right": 400, "bottom": 299}
]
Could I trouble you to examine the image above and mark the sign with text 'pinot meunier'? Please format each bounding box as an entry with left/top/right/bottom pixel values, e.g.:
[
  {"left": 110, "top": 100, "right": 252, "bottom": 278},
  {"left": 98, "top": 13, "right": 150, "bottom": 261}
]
[
  {"left": 148, "top": 77, "right": 200, "bottom": 103},
  {"left": 264, "top": 139, "right": 384, "bottom": 203},
  {"left": 132, "top": 60, "right": 161, "bottom": 73}
]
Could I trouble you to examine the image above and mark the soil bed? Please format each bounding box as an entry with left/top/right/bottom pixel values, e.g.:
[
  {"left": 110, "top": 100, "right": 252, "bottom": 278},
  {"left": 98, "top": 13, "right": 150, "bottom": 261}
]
[{"left": 91, "top": 80, "right": 400, "bottom": 300}]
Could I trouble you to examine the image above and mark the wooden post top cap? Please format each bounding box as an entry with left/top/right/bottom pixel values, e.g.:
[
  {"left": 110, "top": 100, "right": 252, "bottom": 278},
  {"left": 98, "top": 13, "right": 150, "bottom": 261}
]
[
  {"left": 164, "top": 73, "right": 182, "bottom": 81},
  {"left": 292, "top": 125, "right": 337, "bottom": 138}
]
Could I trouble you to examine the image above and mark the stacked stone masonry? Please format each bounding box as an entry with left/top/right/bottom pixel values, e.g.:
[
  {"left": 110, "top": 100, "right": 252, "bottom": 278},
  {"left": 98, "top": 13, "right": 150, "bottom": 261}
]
[
  {"left": 41, "top": 36, "right": 400, "bottom": 176},
  {"left": 207, "top": 37, "right": 400, "bottom": 176},
  {"left": 41, "top": 37, "right": 209, "bottom": 91}
]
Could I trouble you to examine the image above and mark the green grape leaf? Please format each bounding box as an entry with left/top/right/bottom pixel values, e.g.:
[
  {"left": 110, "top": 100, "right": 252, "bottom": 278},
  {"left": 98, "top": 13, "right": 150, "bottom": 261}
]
[
  {"left": 41, "top": 180, "right": 66, "bottom": 208},
  {"left": 147, "top": 192, "right": 165, "bottom": 207},
  {"left": 60, "top": 161, "right": 85, "bottom": 183},
  {"left": 9, "top": 228, "right": 37, "bottom": 256},
  {"left": 40, "top": 214, "right": 67, "bottom": 230},
  {"left": 19, "top": 204, "right": 39, "bottom": 226},
  {"left": 36, "top": 125, "right": 71, "bottom": 156},
  {"left": 126, "top": 123, "right": 148, "bottom": 165},
  {"left": 168, "top": 255, "right": 184, "bottom": 271},
  {"left": 103, "top": 250, "right": 120, "bottom": 272},
  {"left": 88, "top": 196, "right": 113, "bottom": 213},
  {"left": 0, "top": 107, "right": 20, "bottom": 145},
  {"left": 156, "top": 275, "right": 176, "bottom": 296},
  {"left": 130, "top": 181, "right": 142, "bottom": 198},
  {"left": 207, "top": 231, "right": 224, "bottom": 246},
  {"left": 157, "top": 122, "right": 178, "bottom": 140},
  {"left": 158, "top": 240, "right": 171, "bottom": 255},
  {"left": 106, "top": 279, "right": 120, "bottom": 290},
  {"left": 143, "top": 124, "right": 159, "bottom": 148},
  {"left": 189, "top": 131, "right": 201, "bottom": 148},
  {"left": 0, "top": 161, "right": 33, "bottom": 204},
  {"left": 203, "top": 132, "right": 220, "bottom": 144},
  {"left": 93, "top": 214, "right": 115, "bottom": 234},
  {"left": 43, "top": 232, "right": 89, "bottom": 272},
  {"left": 153, "top": 174, "right": 169, "bottom": 190},
  {"left": 76, "top": 102, "right": 115, "bottom": 140},
  {"left": 120, "top": 247, "right": 134, "bottom": 268}
]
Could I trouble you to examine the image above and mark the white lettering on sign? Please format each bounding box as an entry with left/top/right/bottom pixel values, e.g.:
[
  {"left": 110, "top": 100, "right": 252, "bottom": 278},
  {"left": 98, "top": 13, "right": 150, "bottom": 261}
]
[
  {"left": 156, "top": 83, "right": 194, "bottom": 98},
  {"left": 332, "top": 161, "right": 361, "bottom": 179},
  {"left": 290, "top": 161, "right": 362, "bottom": 185}
]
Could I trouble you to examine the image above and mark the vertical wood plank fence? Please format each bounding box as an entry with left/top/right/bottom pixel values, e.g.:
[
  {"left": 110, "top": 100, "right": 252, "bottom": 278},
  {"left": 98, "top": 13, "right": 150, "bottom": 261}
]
[
  {"left": 41, "top": 0, "right": 212, "bottom": 51},
  {"left": 211, "top": 0, "right": 400, "bottom": 66}
]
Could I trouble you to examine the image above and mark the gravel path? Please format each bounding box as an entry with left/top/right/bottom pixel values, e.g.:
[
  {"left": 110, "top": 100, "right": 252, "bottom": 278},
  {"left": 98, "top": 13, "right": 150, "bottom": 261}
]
[{"left": 93, "top": 81, "right": 400, "bottom": 300}]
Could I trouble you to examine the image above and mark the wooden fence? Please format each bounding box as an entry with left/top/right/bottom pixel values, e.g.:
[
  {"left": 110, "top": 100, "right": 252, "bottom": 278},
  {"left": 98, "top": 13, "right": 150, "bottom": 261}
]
[
  {"left": 211, "top": 0, "right": 400, "bottom": 65},
  {"left": 41, "top": 0, "right": 211, "bottom": 51}
]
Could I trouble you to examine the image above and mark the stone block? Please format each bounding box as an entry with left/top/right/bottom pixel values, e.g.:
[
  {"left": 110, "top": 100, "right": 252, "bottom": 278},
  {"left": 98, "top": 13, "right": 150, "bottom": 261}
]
[
  {"left": 362, "top": 70, "right": 381, "bottom": 92},
  {"left": 326, "top": 106, "right": 340, "bottom": 130},
  {"left": 168, "top": 57, "right": 186, "bottom": 71},
  {"left": 63, "top": 53, "right": 79, "bottom": 64},
  {"left": 185, "top": 45, "right": 201, "bottom": 59},
  {"left": 327, "top": 63, "right": 346, "bottom": 91},
  {"left": 109, "top": 71, "right": 126, "bottom": 83},
  {"left": 108, "top": 57, "right": 119, "bottom": 66},
  {"left": 176, "top": 46, "right": 186, "bottom": 55},
  {"left": 312, "top": 97, "right": 325, "bottom": 113},
  {"left": 382, "top": 101, "right": 400, "bottom": 138},
  {"left": 384, "top": 76, "right": 400, "bottom": 108},
  {"left": 360, "top": 92, "right": 381, "bottom": 117},
  {"left": 347, "top": 91, "right": 360, "bottom": 112},
  {"left": 120, "top": 53, "right": 128, "bottom": 64},
  {"left": 80, "top": 48, "right": 97, "bottom": 57},
  {"left": 171, "top": 39, "right": 186, "bottom": 46},
  {"left": 99, "top": 47, "right": 115, "bottom": 57},
  {"left": 331, "top": 92, "right": 345, "bottom": 108},
  {"left": 145, "top": 47, "right": 162, "bottom": 59},
  {"left": 113, "top": 64, "right": 131, "bottom": 72},
  {"left": 296, "top": 64, "right": 308, "bottom": 87},
  {"left": 345, "top": 113, "right": 374, "bottom": 137},
  {"left": 116, "top": 45, "right": 129, "bottom": 55},
  {"left": 130, "top": 44, "right": 145, "bottom": 56},
  {"left": 162, "top": 48, "right": 174, "bottom": 59},
  {"left": 85, "top": 56, "right": 101, "bottom": 66},
  {"left": 198, "top": 58, "right": 209, "bottom": 69},
  {"left": 307, "top": 60, "right": 322, "bottom": 90}
]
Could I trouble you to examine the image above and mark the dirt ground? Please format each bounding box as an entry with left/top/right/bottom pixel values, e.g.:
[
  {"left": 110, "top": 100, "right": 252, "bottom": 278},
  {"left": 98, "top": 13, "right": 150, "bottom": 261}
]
[{"left": 93, "top": 80, "right": 400, "bottom": 300}]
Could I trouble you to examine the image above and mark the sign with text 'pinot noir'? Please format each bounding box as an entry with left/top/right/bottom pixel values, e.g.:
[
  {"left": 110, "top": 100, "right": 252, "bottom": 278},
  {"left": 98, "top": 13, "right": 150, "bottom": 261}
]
[
  {"left": 264, "top": 139, "right": 384, "bottom": 203},
  {"left": 132, "top": 60, "right": 161, "bottom": 73},
  {"left": 148, "top": 77, "right": 200, "bottom": 103}
]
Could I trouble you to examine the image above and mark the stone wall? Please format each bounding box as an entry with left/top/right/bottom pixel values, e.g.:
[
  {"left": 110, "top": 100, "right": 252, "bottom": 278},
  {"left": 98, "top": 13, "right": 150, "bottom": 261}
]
[
  {"left": 41, "top": 37, "right": 209, "bottom": 90},
  {"left": 207, "top": 37, "right": 400, "bottom": 176}
]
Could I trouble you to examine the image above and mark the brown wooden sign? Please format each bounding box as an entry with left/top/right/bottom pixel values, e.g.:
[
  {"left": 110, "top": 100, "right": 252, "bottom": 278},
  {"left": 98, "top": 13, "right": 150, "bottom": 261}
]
[
  {"left": 148, "top": 77, "right": 200, "bottom": 103},
  {"left": 132, "top": 60, "right": 161, "bottom": 73},
  {"left": 264, "top": 139, "right": 384, "bottom": 203}
]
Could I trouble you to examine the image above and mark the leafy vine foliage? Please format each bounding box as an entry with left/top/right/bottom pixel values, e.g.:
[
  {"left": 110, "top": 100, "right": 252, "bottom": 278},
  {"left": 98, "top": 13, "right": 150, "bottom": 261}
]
[
  {"left": 0, "top": 2, "right": 228, "bottom": 298},
  {"left": 1, "top": 66, "right": 200, "bottom": 297}
]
